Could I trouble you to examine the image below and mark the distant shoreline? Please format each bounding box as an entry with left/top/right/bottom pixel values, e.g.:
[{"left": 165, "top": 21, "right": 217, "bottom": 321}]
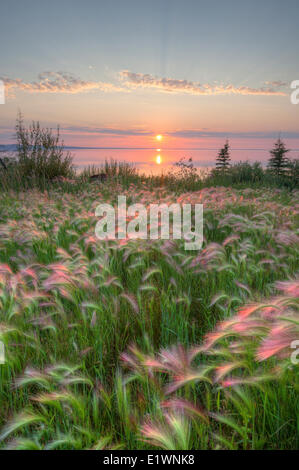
[{"left": 1, "top": 144, "right": 299, "bottom": 152}]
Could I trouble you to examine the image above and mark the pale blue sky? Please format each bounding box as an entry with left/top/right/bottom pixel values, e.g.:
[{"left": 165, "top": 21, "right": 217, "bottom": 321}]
[{"left": 1, "top": 0, "right": 299, "bottom": 82}]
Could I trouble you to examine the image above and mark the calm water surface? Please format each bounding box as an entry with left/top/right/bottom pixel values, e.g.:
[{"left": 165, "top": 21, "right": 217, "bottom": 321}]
[{"left": 71, "top": 148, "right": 299, "bottom": 176}]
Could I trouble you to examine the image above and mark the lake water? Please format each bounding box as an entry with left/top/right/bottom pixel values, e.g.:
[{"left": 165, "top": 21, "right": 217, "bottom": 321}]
[
  {"left": 2, "top": 145, "right": 298, "bottom": 176},
  {"left": 71, "top": 147, "right": 299, "bottom": 175}
]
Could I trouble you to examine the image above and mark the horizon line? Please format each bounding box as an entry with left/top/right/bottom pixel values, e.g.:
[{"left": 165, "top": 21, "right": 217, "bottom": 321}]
[{"left": 1, "top": 144, "right": 299, "bottom": 152}]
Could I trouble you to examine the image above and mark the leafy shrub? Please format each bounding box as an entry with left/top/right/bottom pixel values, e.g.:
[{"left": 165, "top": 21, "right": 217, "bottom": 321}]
[
  {"left": 286, "top": 158, "right": 299, "bottom": 182},
  {"left": 15, "top": 114, "right": 74, "bottom": 181},
  {"left": 0, "top": 152, "right": 17, "bottom": 171},
  {"left": 161, "top": 157, "right": 202, "bottom": 192},
  {"left": 210, "top": 161, "right": 264, "bottom": 184},
  {"left": 206, "top": 160, "right": 299, "bottom": 189},
  {"left": 173, "top": 157, "right": 198, "bottom": 178}
]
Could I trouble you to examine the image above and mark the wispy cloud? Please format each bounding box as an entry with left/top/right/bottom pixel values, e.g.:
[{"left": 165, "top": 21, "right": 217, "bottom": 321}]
[
  {"left": 62, "top": 126, "right": 299, "bottom": 140},
  {"left": 167, "top": 130, "right": 299, "bottom": 139},
  {"left": 264, "top": 80, "right": 288, "bottom": 88},
  {"left": 1, "top": 71, "right": 124, "bottom": 96},
  {"left": 120, "top": 71, "right": 287, "bottom": 96},
  {"left": 62, "top": 125, "right": 151, "bottom": 136},
  {"left": 1, "top": 70, "right": 288, "bottom": 99}
]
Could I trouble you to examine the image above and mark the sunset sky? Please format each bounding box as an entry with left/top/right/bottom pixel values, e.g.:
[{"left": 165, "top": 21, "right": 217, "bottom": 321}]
[{"left": 1, "top": 0, "right": 299, "bottom": 162}]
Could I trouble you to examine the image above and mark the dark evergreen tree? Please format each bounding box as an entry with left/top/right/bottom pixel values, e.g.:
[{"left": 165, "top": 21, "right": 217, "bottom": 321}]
[
  {"left": 267, "top": 138, "right": 290, "bottom": 176},
  {"left": 216, "top": 140, "right": 231, "bottom": 170}
]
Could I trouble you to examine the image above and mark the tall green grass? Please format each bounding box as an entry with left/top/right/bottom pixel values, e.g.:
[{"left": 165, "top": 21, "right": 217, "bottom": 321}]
[
  {"left": 0, "top": 183, "right": 298, "bottom": 449},
  {"left": 2, "top": 152, "right": 299, "bottom": 194}
]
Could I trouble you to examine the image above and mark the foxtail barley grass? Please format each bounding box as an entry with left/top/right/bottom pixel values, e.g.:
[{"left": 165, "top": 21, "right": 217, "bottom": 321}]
[{"left": 0, "top": 179, "right": 298, "bottom": 449}]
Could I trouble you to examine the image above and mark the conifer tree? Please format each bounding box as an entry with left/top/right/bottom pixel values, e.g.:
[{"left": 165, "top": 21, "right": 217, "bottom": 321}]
[
  {"left": 267, "top": 138, "right": 290, "bottom": 176},
  {"left": 216, "top": 140, "right": 231, "bottom": 170}
]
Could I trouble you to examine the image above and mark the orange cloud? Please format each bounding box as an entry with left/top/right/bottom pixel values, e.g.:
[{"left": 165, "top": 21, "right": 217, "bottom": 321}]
[
  {"left": 1, "top": 71, "right": 125, "bottom": 97},
  {"left": 120, "top": 70, "right": 287, "bottom": 96},
  {"left": 1, "top": 70, "right": 288, "bottom": 98}
]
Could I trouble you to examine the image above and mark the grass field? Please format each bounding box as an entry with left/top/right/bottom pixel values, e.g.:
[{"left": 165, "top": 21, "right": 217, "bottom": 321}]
[{"left": 0, "top": 178, "right": 298, "bottom": 450}]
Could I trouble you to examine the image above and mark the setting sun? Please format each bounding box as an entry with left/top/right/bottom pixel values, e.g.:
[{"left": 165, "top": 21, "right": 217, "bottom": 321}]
[
  {"left": 156, "top": 155, "right": 162, "bottom": 164},
  {"left": 156, "top": 135, "right": 163, "bottom": 141}
]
